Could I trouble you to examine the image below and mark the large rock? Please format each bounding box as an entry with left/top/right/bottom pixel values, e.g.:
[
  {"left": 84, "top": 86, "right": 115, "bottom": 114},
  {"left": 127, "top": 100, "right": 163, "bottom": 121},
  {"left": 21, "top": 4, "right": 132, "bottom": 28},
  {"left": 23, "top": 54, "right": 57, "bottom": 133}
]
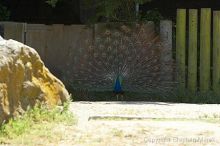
[{"left": 0, "top": 39, "right": 70, "bottom": 123}]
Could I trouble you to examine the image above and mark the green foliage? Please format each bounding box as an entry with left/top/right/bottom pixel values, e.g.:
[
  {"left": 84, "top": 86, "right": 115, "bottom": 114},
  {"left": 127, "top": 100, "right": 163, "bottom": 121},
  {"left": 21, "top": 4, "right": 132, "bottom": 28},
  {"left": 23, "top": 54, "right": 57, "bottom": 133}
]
[
  {"left": 45, "top": 0, "right": 158, "bottom": 23},
  {"left": 0, "top": 4, "right": 10, "bottom": 21},
  {"left": 141, "top": 9, "right": 163, "bottom": 25},
  {"left": 45, "top": 0, "right": 59, "bottom": 7},
  {"left": 0, "top": 102, "right": 76, "bottom": 139},
  {"left": 82, "top": 0, "right": 153, "bottom": 23}
]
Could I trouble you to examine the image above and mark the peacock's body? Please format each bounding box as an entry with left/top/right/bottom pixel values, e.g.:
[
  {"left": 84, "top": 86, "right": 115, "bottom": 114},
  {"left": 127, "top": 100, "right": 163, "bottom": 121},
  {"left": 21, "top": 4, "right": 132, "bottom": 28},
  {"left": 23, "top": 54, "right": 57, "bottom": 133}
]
[{"left": 114, "top": 76, "right": 123, "bottom": 94}]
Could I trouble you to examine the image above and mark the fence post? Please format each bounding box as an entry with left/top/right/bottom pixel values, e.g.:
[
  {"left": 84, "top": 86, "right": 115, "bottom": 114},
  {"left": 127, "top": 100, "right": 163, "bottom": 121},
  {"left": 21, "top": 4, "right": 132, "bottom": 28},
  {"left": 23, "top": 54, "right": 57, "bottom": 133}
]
[
  {"left": 176, "top": 9, "right": 186, "bottom": 89},
  {"left": 188, "top": 9, "right": 198, "bottom": 92},
  {"left": 200, "top": 8, "right": 211, "bottom": 92},
  {"left": 160, "top": 20, "right": 173, "bottom": 81},
  {"left": 213, "top": 11, "right": 220, "bottom": 94}
]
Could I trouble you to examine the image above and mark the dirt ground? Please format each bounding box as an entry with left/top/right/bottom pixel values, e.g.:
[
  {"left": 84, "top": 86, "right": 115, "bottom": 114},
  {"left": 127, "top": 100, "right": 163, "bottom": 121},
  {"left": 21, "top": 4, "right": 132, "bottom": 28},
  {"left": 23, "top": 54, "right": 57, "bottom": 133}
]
[{"left": 53, "top": 102, "right": 220, "bottom": 146}]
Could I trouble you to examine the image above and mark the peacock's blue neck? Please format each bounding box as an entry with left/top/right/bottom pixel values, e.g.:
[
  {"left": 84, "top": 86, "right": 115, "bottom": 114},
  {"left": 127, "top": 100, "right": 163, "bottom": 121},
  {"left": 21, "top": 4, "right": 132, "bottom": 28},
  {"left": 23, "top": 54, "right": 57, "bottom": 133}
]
[{"left": 114, "top": 75, "right": 122, "bottom": 93}]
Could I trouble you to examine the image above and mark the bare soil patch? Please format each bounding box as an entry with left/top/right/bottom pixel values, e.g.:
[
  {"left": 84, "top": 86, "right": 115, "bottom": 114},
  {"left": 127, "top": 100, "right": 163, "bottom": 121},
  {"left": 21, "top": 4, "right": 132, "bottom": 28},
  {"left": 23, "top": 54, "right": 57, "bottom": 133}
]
[{"left": 65, "top": 102, "right": 220, "bottom": 146}]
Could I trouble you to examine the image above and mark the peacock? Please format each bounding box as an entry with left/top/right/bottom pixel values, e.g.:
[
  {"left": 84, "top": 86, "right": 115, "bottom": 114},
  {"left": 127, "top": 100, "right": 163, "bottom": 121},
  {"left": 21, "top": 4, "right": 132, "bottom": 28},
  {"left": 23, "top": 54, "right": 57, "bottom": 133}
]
[{"left": 66, "top": 23, "right": 177, "bottom": 100}]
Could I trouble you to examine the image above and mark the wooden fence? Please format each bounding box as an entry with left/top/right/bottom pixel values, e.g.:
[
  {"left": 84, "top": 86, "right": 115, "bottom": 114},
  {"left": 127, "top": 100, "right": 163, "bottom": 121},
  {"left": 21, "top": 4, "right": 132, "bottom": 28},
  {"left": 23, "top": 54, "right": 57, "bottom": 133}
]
[
  {"left": 176, "top": 8, "right": 220, "bottom": 94},
  {"left": 0, "top": 22, "right": 173, "bottom": 87}
]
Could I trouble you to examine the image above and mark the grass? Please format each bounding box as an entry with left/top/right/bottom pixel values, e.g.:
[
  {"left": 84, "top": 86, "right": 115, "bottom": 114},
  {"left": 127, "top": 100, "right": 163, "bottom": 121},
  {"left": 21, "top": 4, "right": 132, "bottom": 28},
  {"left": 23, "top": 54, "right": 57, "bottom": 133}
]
[
  {"left": 199, "top": 113, "right": 220, "bottom": 123},
  {"left": 0, "top": 101, "right": 77, "bottom": 145},
  {"left": 111, "top": 128, "right": 124, "bottom": 137},
  {"left": 70, "top": 87, "right": 220, "bottom": 104}
]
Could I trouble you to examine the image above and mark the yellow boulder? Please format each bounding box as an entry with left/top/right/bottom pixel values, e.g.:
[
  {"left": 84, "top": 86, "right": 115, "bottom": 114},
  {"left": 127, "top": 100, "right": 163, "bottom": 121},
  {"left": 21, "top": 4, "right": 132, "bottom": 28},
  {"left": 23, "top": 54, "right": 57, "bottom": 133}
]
[{"left": 0, "top": 39, "right": 70, "bottom": 123}]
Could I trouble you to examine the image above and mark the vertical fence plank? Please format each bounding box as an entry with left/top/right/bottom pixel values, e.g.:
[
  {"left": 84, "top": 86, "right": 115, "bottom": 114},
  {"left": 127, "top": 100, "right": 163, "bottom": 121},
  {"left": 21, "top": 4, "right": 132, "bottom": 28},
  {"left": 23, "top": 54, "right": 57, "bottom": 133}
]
[
  {"left": 1, "top": 22, "right": 26, "bottom": 43},
  {"left": 188, "top": 9, "right": 198, "bottom": 92},
  {"left": 213, "top": 11, "right": 220, "bottom": 94},
  {"left": 200, "top": 8, "right": 211, "bottom": 92},
  {"left": 176, "top": 9, "right": 186, "bottom": 89}
]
